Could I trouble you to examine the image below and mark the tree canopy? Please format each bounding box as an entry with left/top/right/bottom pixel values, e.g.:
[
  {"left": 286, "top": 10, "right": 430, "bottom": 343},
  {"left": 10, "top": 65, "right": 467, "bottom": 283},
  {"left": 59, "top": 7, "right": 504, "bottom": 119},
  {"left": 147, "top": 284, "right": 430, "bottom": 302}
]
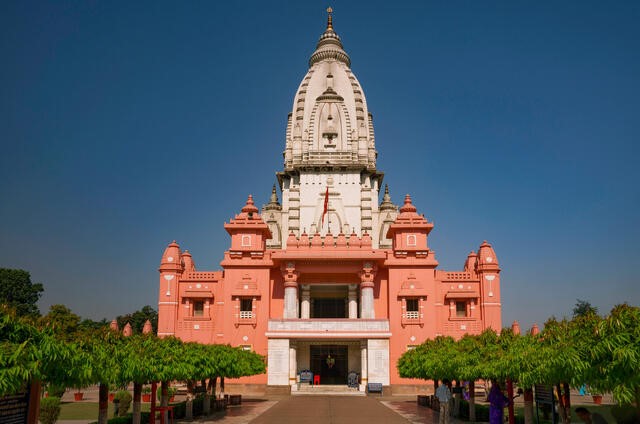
[
  {"left": 572, "top": 299, "right": 598, "bottom": 318},
  {"left": 0, "top": 268, "right": 44, "bottom": 317},
  {"left": 397, "top": 303, "right": 640, "bottom": 411}
]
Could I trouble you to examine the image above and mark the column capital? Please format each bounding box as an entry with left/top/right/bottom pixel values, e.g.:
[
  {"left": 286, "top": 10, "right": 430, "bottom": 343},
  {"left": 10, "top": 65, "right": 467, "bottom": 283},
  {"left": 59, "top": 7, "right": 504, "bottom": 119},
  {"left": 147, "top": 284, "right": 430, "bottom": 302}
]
[
  {"left": 281, "top": 262, "right": 299, "bottom": 287},
  {"left": 359, "top": 262, "right": 377, "bottom": 286}
]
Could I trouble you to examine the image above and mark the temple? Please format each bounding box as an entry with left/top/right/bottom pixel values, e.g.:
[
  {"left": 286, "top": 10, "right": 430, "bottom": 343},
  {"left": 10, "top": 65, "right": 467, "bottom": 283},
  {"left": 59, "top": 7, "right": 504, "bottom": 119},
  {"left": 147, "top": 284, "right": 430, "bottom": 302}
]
[{"left": 157, "top": 10, "right": 502, "bottom": 395}]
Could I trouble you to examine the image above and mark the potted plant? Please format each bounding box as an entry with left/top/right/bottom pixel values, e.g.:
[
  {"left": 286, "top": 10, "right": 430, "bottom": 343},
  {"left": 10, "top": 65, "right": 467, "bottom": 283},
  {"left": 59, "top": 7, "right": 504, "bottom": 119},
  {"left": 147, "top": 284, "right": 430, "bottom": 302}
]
[
  {"left": 142, "top": 386, "right": 151, "bottom": 402},
  {"left": 156, "top": 386, "right": 177, "bottom": 402},
  {"left": 73, "top": 387, "right": 84, "bottom": 401},
  {"left": 109, "top": 384, "right": 117, "bottom": 402}
]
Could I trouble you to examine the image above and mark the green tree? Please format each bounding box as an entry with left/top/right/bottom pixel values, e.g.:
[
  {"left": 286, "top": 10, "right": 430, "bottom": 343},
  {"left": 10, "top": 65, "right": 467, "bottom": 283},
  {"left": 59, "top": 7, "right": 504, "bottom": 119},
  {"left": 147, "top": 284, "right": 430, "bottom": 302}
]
[
  {"left": 0, "top": 306, "right": 74, "bottom": 396},
  {"left": 40, "top": 304, "right": 81, "bottom": 339},
  {"left": 572, "top": 299, "right": 598, "bottom": 318},
  {"left": 583, "top": 304, "right": 640, "bottom": 415},
  {"left": 0, "top": 268, "right": 44, "bottom": 317}
]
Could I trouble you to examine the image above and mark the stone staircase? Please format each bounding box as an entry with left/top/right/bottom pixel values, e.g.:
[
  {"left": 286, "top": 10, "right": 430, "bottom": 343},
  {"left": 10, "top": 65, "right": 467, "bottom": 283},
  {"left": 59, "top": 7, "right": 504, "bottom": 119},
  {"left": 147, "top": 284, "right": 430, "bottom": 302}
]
[{"left": 293, "top": 384, "right": 364, "bottom": 396}]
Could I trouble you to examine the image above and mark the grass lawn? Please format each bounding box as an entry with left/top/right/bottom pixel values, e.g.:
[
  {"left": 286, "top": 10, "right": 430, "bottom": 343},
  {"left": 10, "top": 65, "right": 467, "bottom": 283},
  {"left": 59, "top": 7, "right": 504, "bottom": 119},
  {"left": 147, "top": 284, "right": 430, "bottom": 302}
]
[{"left": 59, "top": 402, "right": 151, "bottom": 420}]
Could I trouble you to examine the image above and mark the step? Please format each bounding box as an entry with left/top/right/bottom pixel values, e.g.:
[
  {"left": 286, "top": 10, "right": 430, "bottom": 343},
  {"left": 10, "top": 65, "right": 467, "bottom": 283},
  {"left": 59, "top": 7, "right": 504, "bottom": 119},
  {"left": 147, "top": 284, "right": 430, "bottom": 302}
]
[{"left": 293, "top": 385, "right": 365, "bottom": 396}]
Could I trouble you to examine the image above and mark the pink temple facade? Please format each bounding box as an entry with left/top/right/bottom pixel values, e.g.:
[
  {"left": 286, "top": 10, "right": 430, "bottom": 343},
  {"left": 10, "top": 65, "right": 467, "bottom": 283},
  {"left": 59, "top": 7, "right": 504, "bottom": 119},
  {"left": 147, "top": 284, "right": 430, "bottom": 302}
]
[{"left": 157, "top": 11, "right": 502, "bottom": 394}]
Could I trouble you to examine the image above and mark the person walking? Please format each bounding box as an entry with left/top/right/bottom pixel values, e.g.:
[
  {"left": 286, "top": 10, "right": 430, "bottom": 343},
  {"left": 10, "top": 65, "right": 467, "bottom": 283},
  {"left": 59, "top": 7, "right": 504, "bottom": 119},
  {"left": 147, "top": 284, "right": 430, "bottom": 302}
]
[
  {"left": 488, "top": 380, "right": 509, "bottom": 424},
  {"left": 435, "top": 379, "right": 453, "bottom": 424}
]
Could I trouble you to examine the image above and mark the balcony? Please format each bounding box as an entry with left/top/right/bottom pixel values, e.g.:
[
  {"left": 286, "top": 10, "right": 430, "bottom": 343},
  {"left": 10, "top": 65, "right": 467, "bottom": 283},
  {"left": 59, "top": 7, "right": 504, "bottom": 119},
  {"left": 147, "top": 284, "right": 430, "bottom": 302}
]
[
  {"left": 235, "top": 311, "right": 256, "bottom": 327},
  {"left": 401, "top": 311, "right": 423, "bottom": 327},
  {"left": 266, "top": 319, "right": 391, "bottom": 339}
]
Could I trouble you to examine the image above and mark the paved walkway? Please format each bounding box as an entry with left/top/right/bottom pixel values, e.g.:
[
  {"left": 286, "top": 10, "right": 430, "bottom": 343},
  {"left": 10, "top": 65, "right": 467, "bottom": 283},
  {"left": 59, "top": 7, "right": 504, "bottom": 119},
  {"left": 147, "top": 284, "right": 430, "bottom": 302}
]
[{"left": 248, "top": 395, "right": 415, "bottom": 424}]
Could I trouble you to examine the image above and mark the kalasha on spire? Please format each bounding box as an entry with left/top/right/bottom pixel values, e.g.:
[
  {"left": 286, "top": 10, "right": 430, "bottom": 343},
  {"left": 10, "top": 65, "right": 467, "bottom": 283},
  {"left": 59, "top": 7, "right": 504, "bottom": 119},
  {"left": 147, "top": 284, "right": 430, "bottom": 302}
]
[{"left": 309, "top": 6, "right": 350, "bottom": 67}]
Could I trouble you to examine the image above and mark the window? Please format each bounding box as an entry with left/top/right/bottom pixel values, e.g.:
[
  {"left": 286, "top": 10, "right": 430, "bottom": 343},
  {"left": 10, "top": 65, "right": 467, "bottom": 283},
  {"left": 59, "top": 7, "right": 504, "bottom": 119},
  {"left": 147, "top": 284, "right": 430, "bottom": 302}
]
[
  {"left": 407, "top": 345, "right": 418, "bottom": 350},
  {"left": 401, "top": 297, "right": 424, "bottom": 326},
  {"left": 406, "top": 298, "right": 419, "bottom": 319},
  {"left": 407, "top": 234, "right": 417, "bottom": 246},
  {"left": 456, "top": 301, "right": 467, "bottom": 318},
  {"left": 241, "top": 235, "right": 251, "bottom": 247},
  {"left": 240, "top": 345, "right": 252, "bottom": 351},
  {"left": 240, "top": 298, "right": 253, "bottom": 319},
  {"left": 193, "top": 301, "right": 204, "bottom": 317}
]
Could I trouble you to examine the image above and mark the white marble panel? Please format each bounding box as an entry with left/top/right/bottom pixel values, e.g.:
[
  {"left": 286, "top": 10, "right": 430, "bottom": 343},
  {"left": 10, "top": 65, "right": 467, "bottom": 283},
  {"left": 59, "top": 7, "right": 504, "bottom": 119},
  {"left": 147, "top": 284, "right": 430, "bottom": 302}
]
[
  {"left": 267, "top": 339, "right": 290, "bottom": 385},
  {"left": 367, "top": 339, "right": 389, "bottom": 386}
]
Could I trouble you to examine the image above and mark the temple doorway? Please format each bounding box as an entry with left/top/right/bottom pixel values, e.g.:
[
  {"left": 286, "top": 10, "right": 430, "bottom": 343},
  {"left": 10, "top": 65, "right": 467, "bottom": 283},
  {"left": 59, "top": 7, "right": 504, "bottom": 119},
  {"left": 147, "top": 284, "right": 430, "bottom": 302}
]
[
  {"left": 309, "top": 285, "right": 349, "bottom": 318},
  {"left": 310, "top": 345, "right": 348, "bottom": 385}
]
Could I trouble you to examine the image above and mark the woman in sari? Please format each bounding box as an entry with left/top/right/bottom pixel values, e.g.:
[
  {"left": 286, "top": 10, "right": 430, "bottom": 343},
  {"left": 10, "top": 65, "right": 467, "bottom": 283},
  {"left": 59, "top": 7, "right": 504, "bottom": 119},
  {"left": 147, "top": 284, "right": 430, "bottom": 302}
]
[{"left": 488, "top": 380, "right": 509, "bottom": 424}]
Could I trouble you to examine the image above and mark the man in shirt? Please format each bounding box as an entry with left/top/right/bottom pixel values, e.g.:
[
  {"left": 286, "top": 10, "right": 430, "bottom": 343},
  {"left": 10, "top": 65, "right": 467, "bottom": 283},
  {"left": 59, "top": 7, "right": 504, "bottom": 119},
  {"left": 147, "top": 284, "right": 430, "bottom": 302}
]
[{"left": 435, "top": 379, "right": 453, "bottom": 424}]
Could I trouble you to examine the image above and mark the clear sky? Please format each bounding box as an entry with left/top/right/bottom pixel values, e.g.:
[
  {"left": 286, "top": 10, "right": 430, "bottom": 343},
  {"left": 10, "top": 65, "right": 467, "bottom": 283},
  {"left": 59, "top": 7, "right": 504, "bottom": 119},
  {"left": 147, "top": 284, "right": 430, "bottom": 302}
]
[{"left": 1, "top": 1, "right": 638, "bottom": 329}]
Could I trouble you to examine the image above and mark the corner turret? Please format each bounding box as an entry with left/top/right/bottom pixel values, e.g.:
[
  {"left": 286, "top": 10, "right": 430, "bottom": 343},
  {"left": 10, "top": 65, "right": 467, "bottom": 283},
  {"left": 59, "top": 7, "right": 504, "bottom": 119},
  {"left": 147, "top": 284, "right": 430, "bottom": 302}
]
[
  {"left": 157, "top": 240, "right": 182, "bottom": 337},
  {"left": 224, "top": 195, "right": 272, "bottom": 259},
  {"left": 476, "top": 240, "right": 502, "bottom": 331},
  {"left": 386, "top": 195, "right": 435, "bottom": 260}
]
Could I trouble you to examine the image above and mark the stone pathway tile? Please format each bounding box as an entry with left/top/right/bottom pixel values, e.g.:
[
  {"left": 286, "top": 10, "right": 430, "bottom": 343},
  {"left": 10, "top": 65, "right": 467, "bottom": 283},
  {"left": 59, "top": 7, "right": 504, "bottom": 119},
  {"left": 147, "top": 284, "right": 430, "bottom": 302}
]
[
  {"left": 249, "top": 395, "right": 412, "bottom": 424},
  {"left": 382, "top": 400, "right": 465, "bottom": 424}
]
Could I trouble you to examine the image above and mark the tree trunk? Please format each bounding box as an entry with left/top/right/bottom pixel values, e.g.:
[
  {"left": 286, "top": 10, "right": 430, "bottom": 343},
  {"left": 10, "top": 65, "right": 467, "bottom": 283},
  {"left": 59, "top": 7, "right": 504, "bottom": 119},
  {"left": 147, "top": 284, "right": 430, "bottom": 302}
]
[
  {"left": 507, "top": 379, "right": 515, "bottom": 424},
  {"left": 453, "top": 380, "right": 461, "bottom": 418},
  {"left": 523, "top": 388, "right": 534, "bottom": 424},
  {"left": 203, "top": 378, "right": 213, "bottom": 415},
  {"left": 185, "top": 380, "right": 194, "bottom": 420},
  {"left": 561, "top": 382, "right": 571, "bottom": 424},
  {"left": 160, "top": 381, "right": 168, "bottom": 407},
  {"left": 98, "top": 383, "right": 109, "bottom": 424},
  {"left": 469, "top": 381, "right": 476, "bottom": 422},
  {"left": 556, "top": 383, "right": 569, "bottom": 424},
  {"left": 220, "top": 377, "right": 225, "bottom": 398},
  {"left": 160, "top": 381, "right": 169, "bottom": 424},
  {"left": 132, "top": 382, "right": 142, "bottom": 424}
]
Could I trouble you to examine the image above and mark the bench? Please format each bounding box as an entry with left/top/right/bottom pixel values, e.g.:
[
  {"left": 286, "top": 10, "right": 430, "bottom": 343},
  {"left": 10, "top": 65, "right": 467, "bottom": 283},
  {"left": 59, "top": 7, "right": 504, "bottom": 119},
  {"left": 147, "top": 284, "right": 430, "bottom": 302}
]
[
  {"left": 367, "top": 383, "right": 383, "bottom": 395},
  {"left": 299, "top": 370, "right": 313, "bottom": 385}
]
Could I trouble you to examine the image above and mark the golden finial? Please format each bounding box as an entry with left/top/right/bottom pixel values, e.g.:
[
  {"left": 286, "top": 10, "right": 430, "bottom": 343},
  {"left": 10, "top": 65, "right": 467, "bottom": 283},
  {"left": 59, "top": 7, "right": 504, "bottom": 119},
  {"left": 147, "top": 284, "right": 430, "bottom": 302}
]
[{"left": 326, "top": 6, "right": 333, "bottom": 30}]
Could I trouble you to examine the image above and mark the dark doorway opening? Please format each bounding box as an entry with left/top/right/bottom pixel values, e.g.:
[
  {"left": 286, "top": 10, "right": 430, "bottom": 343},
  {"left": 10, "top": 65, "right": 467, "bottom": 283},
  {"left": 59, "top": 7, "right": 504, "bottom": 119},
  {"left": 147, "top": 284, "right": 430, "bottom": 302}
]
[
  {"left": 310, "top": 345, "right": 348, "bottom": 385},
  {"left": 312, "top": 298, "right": 346, "bottom": 318}
]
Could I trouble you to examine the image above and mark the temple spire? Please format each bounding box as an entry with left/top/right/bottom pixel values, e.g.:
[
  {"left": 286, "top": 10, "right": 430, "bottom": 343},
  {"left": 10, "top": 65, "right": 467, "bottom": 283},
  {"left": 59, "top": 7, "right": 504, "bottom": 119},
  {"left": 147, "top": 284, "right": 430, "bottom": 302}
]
[
  {"left": 326, "top": 7, "right": 333, "bottom": 30},
  {"left": 265, "top": 184, "right": 282, "bottom": 211},
  {"left": 380, "top": 184, "right": 396, "bottom": 211}
]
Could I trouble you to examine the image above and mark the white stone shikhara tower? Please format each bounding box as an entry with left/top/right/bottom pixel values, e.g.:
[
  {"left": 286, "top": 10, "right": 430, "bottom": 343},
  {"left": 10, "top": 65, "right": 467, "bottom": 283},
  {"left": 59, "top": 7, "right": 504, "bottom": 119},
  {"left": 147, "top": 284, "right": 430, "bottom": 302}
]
[{"left": 262, "top": 9, "right": 398, "bottom": 248}]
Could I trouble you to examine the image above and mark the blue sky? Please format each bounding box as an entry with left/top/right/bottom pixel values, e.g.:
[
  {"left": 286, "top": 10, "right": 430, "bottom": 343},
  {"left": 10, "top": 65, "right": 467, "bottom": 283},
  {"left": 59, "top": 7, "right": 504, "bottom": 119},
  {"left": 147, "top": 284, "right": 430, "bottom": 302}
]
[{"left": 1, "top": 1, "right": 638, "bottom": 329}]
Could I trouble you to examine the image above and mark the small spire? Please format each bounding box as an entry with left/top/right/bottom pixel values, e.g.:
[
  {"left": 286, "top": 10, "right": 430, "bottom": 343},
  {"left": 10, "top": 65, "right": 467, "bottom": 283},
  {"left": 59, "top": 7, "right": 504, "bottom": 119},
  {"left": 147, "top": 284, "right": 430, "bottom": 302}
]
[
  {"left": 265, "top": 185, "right": 282, "bottom": 210},
  {"left": 326, "top": 7, "right": 333, "bottom": 30},
  {"left": 241, "top": 194, "right": 259, "bottom": 215},
  {"left": 380, "top": 184, "right": 396, "bottom": 211},
  {"left": 399, "top": 194, "right": 417, "bottom": 213}
]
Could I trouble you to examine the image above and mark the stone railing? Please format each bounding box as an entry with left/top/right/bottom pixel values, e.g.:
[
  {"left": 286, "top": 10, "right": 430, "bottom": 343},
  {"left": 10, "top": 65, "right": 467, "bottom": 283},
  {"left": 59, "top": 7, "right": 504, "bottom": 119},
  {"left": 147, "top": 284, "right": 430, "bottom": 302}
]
[
  {"left": 182, "top": 271, "right": 220, "bottom": 281},
  {"left": 440, "top": 271, "right": 475, "bottom": 281},
  {"left": 268, "top": 319, "right": 389, "bottom": 333}
]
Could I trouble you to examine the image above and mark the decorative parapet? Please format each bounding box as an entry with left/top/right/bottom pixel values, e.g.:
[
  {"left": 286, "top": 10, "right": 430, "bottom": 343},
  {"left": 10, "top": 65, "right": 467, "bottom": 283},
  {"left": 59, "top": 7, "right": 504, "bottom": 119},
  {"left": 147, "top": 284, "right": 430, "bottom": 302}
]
[
  {"left": 181, "top": 271, "right": 221, "bottom": 281},
  {"left": 437, "top": 271, "right": 479, "bottom": 282},
  {"left": 266, "top": 319, "right": 391, "bottom": 339},
  {"left": 285, "top": 232, "right": 373, "bottom": 249}
]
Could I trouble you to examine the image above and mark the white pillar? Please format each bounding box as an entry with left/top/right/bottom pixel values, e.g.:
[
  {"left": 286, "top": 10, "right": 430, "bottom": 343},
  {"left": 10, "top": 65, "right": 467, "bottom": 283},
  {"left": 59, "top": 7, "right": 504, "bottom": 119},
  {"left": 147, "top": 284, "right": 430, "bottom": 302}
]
[
  {"left": 348, "top": 284, "right": 358, "bottom": 319},
  {"left": 300, "top": 285, "right": 310, "bottom": 319},
  {"left": 282, "top": 263, "right": 299, "bottom": 319},
  {"left": 289, "top": 341, "right": 297, "bottom": 387},
  {"left": 284, "top": 284, "right": 298, "bottom": 318},
  {"left": 360, "top": 340, "right": 368, "bottom": 391},
  {"left": 360, "top": 282, "right": 375, "bottom": 319}
]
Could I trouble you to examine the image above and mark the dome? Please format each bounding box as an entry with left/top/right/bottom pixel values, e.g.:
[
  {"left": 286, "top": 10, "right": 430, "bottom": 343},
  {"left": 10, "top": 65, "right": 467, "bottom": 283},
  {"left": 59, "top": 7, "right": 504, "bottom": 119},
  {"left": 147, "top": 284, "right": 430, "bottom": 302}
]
[{"left": 284, "top": 8, "right": 376, "bottom": 171}]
